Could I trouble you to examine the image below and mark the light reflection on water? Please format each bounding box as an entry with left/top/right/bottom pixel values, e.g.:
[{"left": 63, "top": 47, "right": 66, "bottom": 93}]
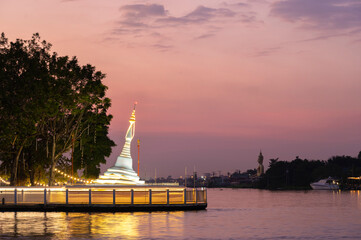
[{"left": 1, "top": 189, "right": 361, "bottom": 239}]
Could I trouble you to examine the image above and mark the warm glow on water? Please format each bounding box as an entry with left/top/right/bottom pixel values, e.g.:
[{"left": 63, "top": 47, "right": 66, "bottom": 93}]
[{"left": 1, "top": 189, "right": 361, "bottom": 239}]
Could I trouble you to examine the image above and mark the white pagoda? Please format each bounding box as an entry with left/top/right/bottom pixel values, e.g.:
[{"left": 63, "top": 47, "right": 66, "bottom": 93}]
[{"left": 93, "top": 105, "right": 145, "bottom": 185}]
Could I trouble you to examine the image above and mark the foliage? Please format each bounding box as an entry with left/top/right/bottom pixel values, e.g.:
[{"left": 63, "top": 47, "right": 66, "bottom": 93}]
[
  {"left": 259, "top": 154, "right": 361, "bottom": 189},
  {"left": 0, "top": 33, "right": 115, "bottom": 186}
]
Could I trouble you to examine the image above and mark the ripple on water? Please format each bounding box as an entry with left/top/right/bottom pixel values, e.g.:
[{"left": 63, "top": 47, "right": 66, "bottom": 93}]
[{"left": 1, "top": 189, "right": 361, "bottom": 239}]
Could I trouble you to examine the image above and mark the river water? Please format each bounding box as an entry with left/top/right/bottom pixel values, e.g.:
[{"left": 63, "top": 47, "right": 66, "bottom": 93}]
[{"left": 1, "top": 188, "right": 361, "bottom": 239}]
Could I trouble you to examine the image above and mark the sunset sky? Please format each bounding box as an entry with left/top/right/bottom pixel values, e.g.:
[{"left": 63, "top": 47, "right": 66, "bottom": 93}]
[{"left": 1, "top": 0, "right": 361, "bottom": 178}]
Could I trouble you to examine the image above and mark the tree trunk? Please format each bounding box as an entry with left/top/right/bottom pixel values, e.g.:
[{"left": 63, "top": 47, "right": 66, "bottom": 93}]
[
  {"left": 29, "top": 170, "right": 34, "bottom": 186},
  {"left": 18, "top": 151, "right": 27, "bottom": 186},
  {"left": 11, "top": 143, "right": 24, "bottom": 186},
  {"left": 48, "top": 134, "right": 56, "bottom": 186},
  {"left": 27, "top": 154, "right": 34, "bottom": 186}
]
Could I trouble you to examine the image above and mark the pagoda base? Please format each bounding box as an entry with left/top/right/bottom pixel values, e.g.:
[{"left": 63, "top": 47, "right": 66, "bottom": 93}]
[{"left": 92, "top": 166, "right": 145, "bottom": 185}]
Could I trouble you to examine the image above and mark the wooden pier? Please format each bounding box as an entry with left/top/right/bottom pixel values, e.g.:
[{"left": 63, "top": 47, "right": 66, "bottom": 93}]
[{"left": 0, "top": 186, "right": 207, "bottom": 212}]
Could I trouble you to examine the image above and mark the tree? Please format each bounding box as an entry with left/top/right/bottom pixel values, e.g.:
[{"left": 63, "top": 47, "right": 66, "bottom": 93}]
[
  {"left": 0, "top": 33, "right": 115, "bottom": 186},
  {"left": 72, "top": 105, "right": 115, "bottom": 179},
  {"left": 0, "top": 33, "right": 50, "bottom": 185}
]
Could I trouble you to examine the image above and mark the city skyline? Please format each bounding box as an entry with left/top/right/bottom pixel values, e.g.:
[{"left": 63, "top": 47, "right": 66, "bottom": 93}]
[{"left": 1, "top": 0, "right": 361, "bottom": 177}]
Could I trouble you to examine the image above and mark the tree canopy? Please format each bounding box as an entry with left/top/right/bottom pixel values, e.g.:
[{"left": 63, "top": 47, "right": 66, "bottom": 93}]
[
  {"left": 0, "top": 33, "right": 115, "bottom": 186},
  {"left": 258, "top": 154, "right": 361, "bottom": 189}
]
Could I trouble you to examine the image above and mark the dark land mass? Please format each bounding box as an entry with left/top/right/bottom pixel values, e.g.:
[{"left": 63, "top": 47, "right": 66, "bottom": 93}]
[{"left": 148, "top": 152, "right": 361, "bottom": 190}]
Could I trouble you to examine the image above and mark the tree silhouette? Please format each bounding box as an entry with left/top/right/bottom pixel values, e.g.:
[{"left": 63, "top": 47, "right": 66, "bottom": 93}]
[{"left": 0, "top": 33, "right": 115, "bottom": 185}]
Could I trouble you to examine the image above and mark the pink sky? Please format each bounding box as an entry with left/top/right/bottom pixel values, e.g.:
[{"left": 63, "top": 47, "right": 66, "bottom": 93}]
[{"left": 1, "top": 0, "right": 361, "bottom": 178}]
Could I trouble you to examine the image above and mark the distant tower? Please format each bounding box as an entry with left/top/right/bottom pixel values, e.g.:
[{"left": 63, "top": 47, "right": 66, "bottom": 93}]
[{"left": 257, "top": 151, "right": 264, "bottom": 176}]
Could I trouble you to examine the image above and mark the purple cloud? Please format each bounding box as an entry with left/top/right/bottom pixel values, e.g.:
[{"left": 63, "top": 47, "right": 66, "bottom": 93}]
[
  {"left": 151, "top": 43, "right": 173, "bottom": 52},
  {"left": 186, "top": 6, "right": 236, "bottom": 21},
  {"left": 114, "top": 4, "right": 254, "bottom": 32},
  {"left": 253, "top": 47, "right": 281, "bottom": 57},
  {"left": 119, "top": 4, "right": 166, "bottom": 19},
  {"left": 271, "top": 0, "right": 361, "bottom": 31},
  {"left": 110, "top": 3, "right": 257, "bottom": 50},
  {"left": 297, "top": 28, "right": 361, "bottom": 42},
  {"left": 156, "top": 6, "right": 236, "bottom": 25},
  {"left": 195, "top": 33, "right": 216, "bottom": 40}
]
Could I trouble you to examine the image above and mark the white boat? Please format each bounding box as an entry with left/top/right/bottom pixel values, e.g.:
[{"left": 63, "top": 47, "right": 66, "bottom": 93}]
[{"left": 310, "top": 177, "right": 339, "bottom": 190}]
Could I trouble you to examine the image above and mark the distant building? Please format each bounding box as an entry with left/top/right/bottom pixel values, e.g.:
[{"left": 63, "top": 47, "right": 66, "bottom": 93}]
[
  {"left": 204, "top": 173, "right": 211, "bottom": 179},
  {"left": 230, "top": 171, "right": 251, "bottom": 185}
]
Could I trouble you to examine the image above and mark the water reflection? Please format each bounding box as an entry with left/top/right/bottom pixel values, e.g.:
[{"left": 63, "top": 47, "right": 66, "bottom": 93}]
[
  {"left": 0, "top": 212, "right": 55, "bottom": 239},
  {"left": 90, "top": 213, "right": 140, "bottom": 238},
  {"left": 0, "top": 211, "right": 186, "bottom": 239},
  {"left": 350, "top": 190, "right": 361, "bottom": 209},
  {"left": 2, "top": 189, "right": 361, "bottom": 239}
]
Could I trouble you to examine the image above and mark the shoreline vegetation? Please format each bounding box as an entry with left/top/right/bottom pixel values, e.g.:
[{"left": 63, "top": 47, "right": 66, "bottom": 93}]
[
  {"left": 150, "top": 152, "right": 361, "bottom": 191},
  {"left": 258, "top": 153, "right": 361, "bottom": 190}
]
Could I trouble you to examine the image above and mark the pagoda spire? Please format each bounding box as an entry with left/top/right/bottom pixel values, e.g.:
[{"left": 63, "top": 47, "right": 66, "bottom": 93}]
[
  {"left": 120, "top": 103, "right": 136, "bottom": 159},
  {"left": 93, "top": 102, "right": 144, "bottom": 185}
]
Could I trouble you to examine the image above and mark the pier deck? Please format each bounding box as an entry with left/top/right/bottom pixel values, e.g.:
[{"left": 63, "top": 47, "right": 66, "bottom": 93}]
[
  {"left": 0, "top": 203, "right": 207, "bottom": 212},
  {"left": 0, "top": 186, "right": 207, "bottom": 212}
]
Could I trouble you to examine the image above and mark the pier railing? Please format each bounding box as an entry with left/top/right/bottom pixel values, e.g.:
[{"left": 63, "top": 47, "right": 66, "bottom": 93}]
[{"left": 0, "top": 187, "right": 207, "bottom": 206}]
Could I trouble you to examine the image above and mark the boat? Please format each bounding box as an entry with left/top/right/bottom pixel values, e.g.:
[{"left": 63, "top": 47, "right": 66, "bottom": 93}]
[{"left": 310, "top": 177, "right": 339, "bottom": 190}]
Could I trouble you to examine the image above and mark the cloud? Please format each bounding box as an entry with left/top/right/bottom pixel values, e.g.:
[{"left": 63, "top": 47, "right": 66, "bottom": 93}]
[
  {"left": 119, "top": 4, "right": 166, "bottom": 19},
  {"left": 186, "top": 6, "right": 236, "bottom": 20},
  {"left": 271, "top": 0, "right": 361, "bottom": 31},
  {"left": 353, "top": 38, "right": 361, "bottom": 44},
  {"left": 195, "top": 33, "right": 216, "bottom": 40},
  {"left": 296, "top": 28, "right": 361, "bottom": 42},
  {"left": 156, "top": 6, "right": 236, "bottom": 25},
  {"left": 117, "top": 4, "right": 237, "bottom": 29},
  {"left": 115, "top": 4, "right": 166, "bottom": 32},
  {"left": 253, "top": 47, "right": 281, "bottom": 57},
  {"left": 221, "top": 2, "right": 249, "bottom": 8},
  {"left": 109, "top": 3, "right": 257, "bottom": 49},
  {"left": 151, "top": 43, "right": 173, "bottom": 52},
  {"left": 106, "top": 2, "right": 258, "bottom": 52}
]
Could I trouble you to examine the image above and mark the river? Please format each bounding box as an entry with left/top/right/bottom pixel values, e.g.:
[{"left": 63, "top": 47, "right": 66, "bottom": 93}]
[{"left": 1, "top": 188, "right": 361, "bottom": 239}]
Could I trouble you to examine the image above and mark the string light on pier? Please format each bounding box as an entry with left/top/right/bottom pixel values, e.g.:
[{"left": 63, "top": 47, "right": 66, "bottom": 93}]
[
  {"left": 0, "top": 176, "right": 10, "bottom": 185},
  {"left": 27, "top": 181, "right": 66, "bottom": 187},
  {"left": 32, "top": 182, "right": 48, "bottom": 187}
]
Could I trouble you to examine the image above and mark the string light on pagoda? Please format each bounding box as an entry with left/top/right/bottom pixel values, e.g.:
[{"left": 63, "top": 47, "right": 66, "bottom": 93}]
[{"left": 54, "top": 168, "right": 94, "bottom": 184}]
